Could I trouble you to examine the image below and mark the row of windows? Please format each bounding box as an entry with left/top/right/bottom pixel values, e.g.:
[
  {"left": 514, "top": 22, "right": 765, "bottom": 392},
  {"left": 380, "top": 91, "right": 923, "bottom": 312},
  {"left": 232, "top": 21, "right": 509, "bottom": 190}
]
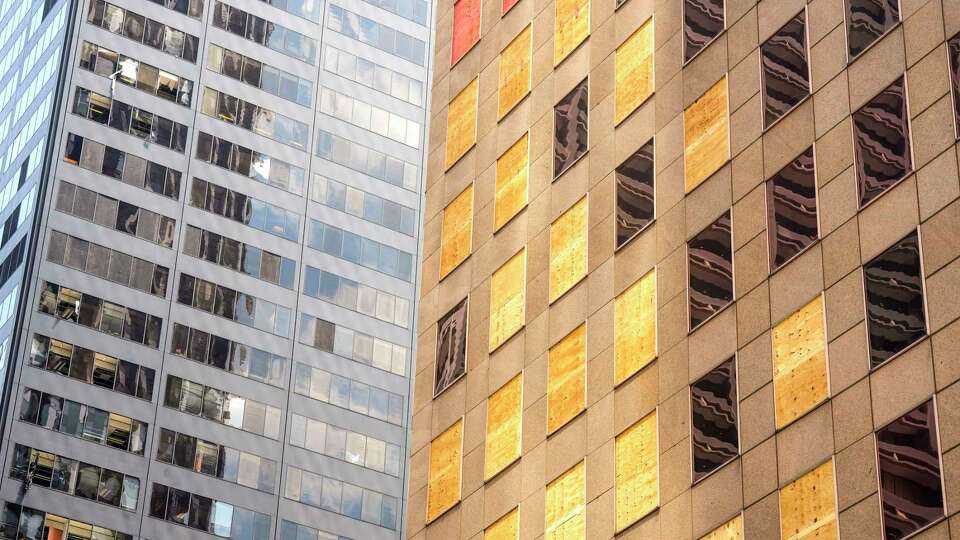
[
  {"left": 47, "top": 230, "right": 170, "bottom": 298},
  {"left": 148, "top": 483, "right": 270, "bottom": 540},
  {"left": 315, "top": 129, "right": 418, "bottom": 191},
  {"left": 182, "top": 224, "right": 296, "bottom": 289},
  {"left": 19, "top": 388, "right": 147, "bottom": 455},
  {"left": 212, "top": 1, "right": 317, "bottom": 64},
  {"left": 327, "top": 5, "right": 425, "bottom": 66},
  {"left": 29, "top": 334, "right": 155, "bottom": 401},
  {"left": 38, "top": 281, "right": 163, "bottom": 349},
  {"left": 86, "top": 1, "right": 199, "bottom": 63},
  {"left": 302, "top": 265, "right": 411, "bottom": 328},
  {"left": 195, "top": 132, "right": 305, "bottom": 195},
  {"left": 208, "top": 43, "right": 312, "bottom": 108},
  {"left": 156, "top": 427, "right": 276, "bottom": 493},
  {"left": 255, "top": 0, "right": 321, "bottom": 23},
  {"left": 164, "top": 375, "right": 282, "bottom": 440},
  {"left": 63, "top": 133, "right": 182, "bottom": 200},
  {"left": 177, "top": 273, "right": 292, "bottom": 338},
  {"left": 146, "top": 0, "right": 204, "bottom": 18},
  {"left": 170, "top": 323, "right": 287, "bottom": 388},
  {"left": 279, "top": 520, "right": 349, "bottom": 540},
  {"left": 323, "top": 45, "right": 423, "bottom": 107},
  {"left": 311, "top": 175, "right": 416, "bottom": 236},
  {"left": 55, "top": 181, "right": 176, "bottom": 248},
  {"left": 362, "top": 0, "right": 428, "bottom": 25},
  {"left": 201, "top": 86, "right": 309, "bottom": 150},
  {"left": 299, "top": 312, "right": 408, "bottom": 376},
  {"left": 289, "top": 413, "right": 402, "bottom": 477},
  {"left": 0, "top": 238, "right": 24, "bottom": 292},
  {"left": 72, "top": 87, "right": 189, "bottom": 153},
  {"left": 78, "top": 41, "right": 194, "bottom": 108},
  {"left": 319, "top": 86, "right": 420, "bottom": 148},
  {"left": 10, "top": 444, "right": 139, "bottom": 512},
  {"left": 293, "top": 363, "right": 405, "bottom": 425},
  {"left": 307, "top": 219, "right": 414, "bottom": 281},
  {"left": 0, "top": 502, "right": 133, "bottom": 540},
  {"left": 285, "top": 466, "right": 398, "bottom": 530},
  {"left": 189, "top": 178, "right": 300, "bottom": 242}
]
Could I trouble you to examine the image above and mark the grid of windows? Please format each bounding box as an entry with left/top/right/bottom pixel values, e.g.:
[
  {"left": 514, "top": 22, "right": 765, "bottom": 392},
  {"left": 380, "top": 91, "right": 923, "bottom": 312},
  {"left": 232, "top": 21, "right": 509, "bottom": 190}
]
[
  {"left": 189, "top": 178, "right": 301, "bottom": 242},
  {"left": 176, "top": 273, "right": 292, "bottom": 337},
  {"left": 170, "top": 322, "right": 287, "bottom": 387},
  {"left": 293, "top": 363, "right": 405, "bottom": 425},
  {"left": 148, "top": 483, "right": 271, "bottom": 539},
  {"left": 289, "top": 413, "right": 402, "bottom": 476},
  {"left": 63, "top": 133, "right": 182, "bottom": 200},
  {"left": 181, "top": 224, "right": 297, "bottom": 289},
  {"left": 298, "top": 312, "right": 408, "bottom": 375},
  {"left": 78, "top": 41, "right": 194, "bottom": 107},
  {"left": 207, "top": 43, "right": 313, "bottom": 107},
  {"left": 200, "top": 87, "right": 309, "bottom": 150},
  {"left": 54, "top": 181, "right": 176, "bottom": 248},
  {"left": 72, "top": 87, "right": 190, "bottom": 153},
  {"left": 327, "top": 5, "right": 426, "bottom": 66},
  {"left": 47, "top": 230, "right": 170, "bottom": 297},
  {"left": 38, "top": 281, "right": 163, "bottom": 348},
  {"left": 195, "top": 132, "right": 305, "bottom": 195},
  {"left": 29, "top": 334, "right": 156, "bottom": 400},
  {"left": 86, "top": 1, "right": 200, "bottom": 62},
  {"left": 211, "top": 1, "right": 317, "bottom": 64},
  {"left": 285, "top": 466, "right": 399, "bottom": 529},
  {"left": 155, "top": 428, "right": 277, "bottom": 493},
  {"left": 163, "top": 375, "right": 282, "bottom": 439}
]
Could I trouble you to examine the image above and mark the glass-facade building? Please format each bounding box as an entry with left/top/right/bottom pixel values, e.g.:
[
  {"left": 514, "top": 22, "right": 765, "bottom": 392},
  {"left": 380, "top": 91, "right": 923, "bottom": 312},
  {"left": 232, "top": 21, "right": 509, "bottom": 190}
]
[{"left": 0, "top": 0, "right": 434, "bottom": 538}]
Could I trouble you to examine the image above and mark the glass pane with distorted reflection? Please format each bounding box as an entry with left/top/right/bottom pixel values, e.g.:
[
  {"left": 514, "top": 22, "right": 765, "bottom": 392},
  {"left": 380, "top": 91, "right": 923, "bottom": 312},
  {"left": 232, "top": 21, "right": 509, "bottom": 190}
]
[
  {"left": 434, "top": 298, "right": 468, "bottom": 396},
  {"left": 760, "top": 12, "right": 809, "bottom": 129},
  {"left": 853, "top": 76, "right": 911, "bottom": 207},
  {"left": 616, "top": 139, "right": 655, "bottom": 249},
  {"left": 688, "top": 211, "right": 733, "bottom": 330},
  {"left": 683, "top": 0, "right": 724, "bottom": 62},
  {"left": 766, "top": 147, "right": 818, "bottom": 271},
  {"left": 691, "top": 357, "right": 738, "bottom": 483},
  {"left": 949, "top": 33, "right": 960, "bottom": 138},
  {"left": 847, "top": 0, "right": 899, "bottom": 58},
  {"left": 554, "top": 78, "right": 589, "bottom": 178}
]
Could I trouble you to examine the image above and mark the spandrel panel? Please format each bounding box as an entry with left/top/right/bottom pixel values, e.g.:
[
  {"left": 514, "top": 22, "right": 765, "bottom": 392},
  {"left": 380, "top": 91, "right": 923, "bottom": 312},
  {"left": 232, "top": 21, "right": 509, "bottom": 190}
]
[
  {"left": 426, "top": 418, "right": 463, "bottom": 522},
  {"left": 761, "top": 12, "right": 809, "bottom": 128},
  {"left": 684, "top": 77, "right": 729, "bottom": 192},
  {"left": 547, "top": 324, "right": 586, "bottom": 434},
  {"left": 435, "top": 298, "right": 468, "bottom": 396},
  {"left": 614, "top": 269, "right": 656, "bottom": 385},
  {"left": 683, "top": 0, "right": 724, "bottom": 62},
  {"left": 554, "top": 78, "right": 589, "bottom": 178},
  {"left": 485, "top": 507, "right": 519, "bottom": 540},
  {"left": 700, "top": 514, "right": 743, "bottom": 540},
  {"left": 615, "top": 410, "right": 658, "bottom": 531},
  {"left": 616, "top": 139, "right": 655, "bottom": 249},
  {"left": 691, "top": 357, "right": 738, "bottom": 482},
  {"left": 440, "top": 184, "right": 474, "bottom": 279},
  {"left": 499, "top": 25, "right": 532, "bottom": 119},
  {"left": 485, "top": 373, "right": 522, "bottom": 479},
  {"left": 688, "top": 210, "right": 733, "bottom": 330},
  {"left": 446, "top": 78, "right": 479, "bottom": 169},
  {"left": 489, "top": 249, "right": 526, "bottom": 351},
  {"left": 496, "top": 133, "right": 530, "bottom": 230},
  {"left": 615, "top": 19, "right": 654, "bottom": 124},
  {"left": 779, "top": 460, "right": 838, "bottom": 540},
  {"left": 549, "top": 196, "right": 588, "bottom": 302},
  {"left": 854, "top": 76, "right": 911, "bottom": 207},
  {"left": 772, "top": 295, "right": 828, "bottom": 429},
  {"left": 554, "top": 0, "right": 589, "bottom": 65},
  {"left": 451, "top": 0, "right": 481, "bottom": 65},
  {"left": 847, "top": 0, "right": 899, "bottom": 58},
  {"left": 767, "top": 147, "right": 817, "bottom": 270},
  {"left": 545, "top": 460, "right": 585, "bottom": 540}
]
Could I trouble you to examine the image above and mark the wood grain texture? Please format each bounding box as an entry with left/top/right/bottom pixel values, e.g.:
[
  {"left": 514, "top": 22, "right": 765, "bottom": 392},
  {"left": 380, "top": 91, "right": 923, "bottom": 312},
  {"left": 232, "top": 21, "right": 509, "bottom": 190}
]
[
  {"left": 545, "top": 460, "right": 585, "bottom": 540},
  {"left": 615, "top": 410, "right": 659, "bottom": 531},
  {"left": 445, "top": 78, "right": 478, "bottom": 169},
  {"left": 495, "top": 132, "right": 529, "bottom": 231},
  {"left": 499, "top": 25, "right": 532, "bottom": 119},
  {"left": 700, "top": 514, "right": 743, "bottom": 540},
  {"left": 554, "top": 0, "right": 589, "bottom": 66},
  {"left": 485, "top": 373, "right": 523, "bottom": 480},
  {"left": 451, "top": 0, "right": 481, "bottom": 66},
  {"left": 427, "top": 418, "right": 463, "bottom": 523},
  {"left": 489, "top": 248, "right": 526, "bottom": 351},
  {"left": 615, "top": 18, "right": 654, "bottom": 125},
  {"left": 548, "top": 324, "right": 586, "bottom": 434},
  {"left": 772, "top": 294, "right": 828, "bottom": 429},
  {"left": 684, "top": 77, "right": 729, "bottom": 193},
  {"left": 440, "top": 184, "right": 474, "bottom": 279},
  {"left": 485, "top": 507, "right": 519, "bottom": 540},
  {"left": 549, "top": 196, "right": 588, "bottom": 303},
  {"left": 614, "top": 269, "right": 657, "bottom": 385},
  {"left": 779, "top": 460, "right": 838, "bottom": 540}
]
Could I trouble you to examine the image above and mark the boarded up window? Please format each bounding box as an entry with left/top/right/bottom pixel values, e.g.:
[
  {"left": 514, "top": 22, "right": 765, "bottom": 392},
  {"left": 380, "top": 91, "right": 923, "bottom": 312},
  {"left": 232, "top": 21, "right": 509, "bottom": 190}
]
[
  {"left": 772, "top": 295, "right": 827, "bottom": 429},
  {"left": 549, "top": 196, "right": 588, "bottom": 302},
  {"left": 615, "top": 410, "right": 658, "bottom": 531},
  {"left": 435, "top": 298, "right": 468, "bottom": 396},
  {"left": 499, "top": 25, "right": 532, "bottom": 119},
  {"left": 495, "top": 133, "right": 529, "bottom": 231},
  {"left": 779, "top": 460, "right": 838, "bottom": 540},
  {"left": 427, "top": 419, "right": 463, "bottom": 522},
  {"left": 547, "top": 324, "right": 586, "bottom": 434},
  {"left": 485, "top": 374, "right": 523, "bottom": 480},
  {"left": 446, "top": 78, "right": 479, "bottom": 170},
  {"left": 451, "top": 0, "right": 481, "bottom": 66},
  {"left": 614, "top": 269, "right": 657, "bottom": 385},
  {"left": 554, "top": 78, "right": 589, "bottom": 178},
  {"left": 489, "top": 249, "right": 526, "bottom": 351},
  {"left": 684, "top": 77, "right": 729, "bottom": 193},
  {"left": 554, "top": 0, "right": 589, "bottom": 65},
  {"left": 615, "top": 19, "right": 654, "bottom": 124},
  {"left": 485, "top": 507, "right": 520, "bottom": 540},
  {"left": 440, "top": 184, "right": 474, "bottom": 279},
  {"left": 700, "top": 514, "right": 743, "bottom": 540},
  {"left": 545, "top": 461, "right": 585, "bottom": 540}
]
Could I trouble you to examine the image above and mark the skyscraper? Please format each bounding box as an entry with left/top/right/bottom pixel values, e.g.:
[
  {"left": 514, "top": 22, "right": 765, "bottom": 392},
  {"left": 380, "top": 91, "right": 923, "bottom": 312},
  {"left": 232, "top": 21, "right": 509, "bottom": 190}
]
[{"left": 0, "top": 0, "right": 435, "bottom": 537}]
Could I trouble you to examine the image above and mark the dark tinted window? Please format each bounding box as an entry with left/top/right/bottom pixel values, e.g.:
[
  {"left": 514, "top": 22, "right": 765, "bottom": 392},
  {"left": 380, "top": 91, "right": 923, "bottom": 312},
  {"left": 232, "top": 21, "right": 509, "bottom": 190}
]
[
  {"left": 691, "top": 357, "right": 738, "bottom": 483},
  {"left": 615, "top": 139, "right": 655, "bottom": 249},
  {"left": 847, "top": 0, "right": 899, "bottom": 58},
  {"left": 434, "top": 297, "right": 468, "bottom": 396},
  {"left": 688, "top": 211, "right": 733, "bottom": 330},
  {"left": 761, "top": 12, "right": 809, "bottom": 129},
  {"left": 554, "top": 78, "right": 588, "bottom": 178},
  {"left": 854, "top": 76, "right": 911, "bottom": 207},
  {"left": 949, "top": 33, "right": 960, "bottom": 139},
  {"left": 683, "top": 0, "right": 724, "bottom": 62},
  {"left": 766, "top": 147, "right": 817, "bottom": 270}
]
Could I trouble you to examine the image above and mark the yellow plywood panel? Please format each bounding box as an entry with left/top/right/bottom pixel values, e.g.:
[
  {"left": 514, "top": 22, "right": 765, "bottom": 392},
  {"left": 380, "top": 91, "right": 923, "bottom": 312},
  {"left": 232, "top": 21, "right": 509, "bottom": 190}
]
[
  {"left": 545, "top": 461, "right": 585, "bottom": 540},
  {"left": 427, "top": 418, "right": 463, "bottom": 522},
  {"left": 485, "top": 507, "right": 519, "bottom": 540},
  {"left": 684, "top": 77, "right": 729, "bottom": 193},
  {"left": 485, "top": 374, "right": 523, "bottom": 480},
  {"left": 614, "top": 269, "right": 657, "bottom": 385},
  {"left": 439, "top": 184, "right": 474, "bottom": 279},
  {"left": 615, "top": 410, "right": 658, "bottom": 531},
  {"left": 547, "top": 324, "right": 586, "bottom": 434},
  {"left": 495, "top": 133, "right": 529, "bottom": 231},
  {"left": 498, "top": 25, "right": 532, "bottom": 119},
  {"left": 489, "top": 249, "right": 526, "bottom": 351},
  {"left": 700, "top": 514, "right": 744, "bottom": 540},
  {"left": 772, "top": 295, "right": 828, "bottom": 429},
  {"left": 446, "top": 78, "right": 479, "bottom": 170},
  {"left": 615, "top": 18, "right": 654, "bottom": 125},
  {"left": 779, "top": 461, "right": 838, "bottom": 540},
  {"left": 549, "top": 196, "right": 588, "bottom": 303},
  {"left": 554, "top": 0, "right": 589, "bottom": 66}
]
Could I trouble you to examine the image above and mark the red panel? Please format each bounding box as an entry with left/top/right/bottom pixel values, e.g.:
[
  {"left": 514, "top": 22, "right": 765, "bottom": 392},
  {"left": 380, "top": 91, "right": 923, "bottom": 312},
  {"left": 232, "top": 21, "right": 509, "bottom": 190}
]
[
  {"left": 502, "top": 0, "right": 520, "bottom": 15},
  {"left": 451, "top": 0, "right": 481, "bottom": 66}
]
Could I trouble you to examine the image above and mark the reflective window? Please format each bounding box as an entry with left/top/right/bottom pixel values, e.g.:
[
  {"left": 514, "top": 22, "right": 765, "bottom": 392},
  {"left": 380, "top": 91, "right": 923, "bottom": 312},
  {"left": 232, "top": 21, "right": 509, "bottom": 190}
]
[
  {"left": 29, "top": 334, "right": 155, "bottom": 399},
  {"left": 37, "top": 281, "right": 163, "bottom": 348},
  {"left": 47, "top": 230, "right": 169, "bottom": 297},
  {"left": 164, "top": 375, "right": 281, "bottom": 439},
  {"left": 177, "top": 273, "right": 291, "bottom": 337},
  {"left": 324, "top": 46, "right": 422, "bottom": 106},
  {"left": 148, "top": 483, "right": 271, "bottom": 539},
  {"left": 182, "top": 225, "right": 296, "bottom": 289},
  {"left": 87, "top": 1, "right": 199, "bottom": 61},
  {"left": 195, "top": 132, "right": 304, "bottom": 195},
  {"left": 434, "top": 298, "right": 467, "bottom": 395},
  {"left": 285, "top": 467, "right": 398, "bottom": 529},
  {"left": 853, "top": 76, "right": 911, "bottom": 207},
  {"left": 293, "top": 363, "right": 405, "bottom": 425},
  {"left": 289, "top": 414, "right": 401, "bottom": 476},
  {"left": 950, "top": 33, "right": 960, "bottom": 139},
  {"left": 189, "top": 178, "right": 300, "bottom": 241},
  {"left": 79, "top": 41, "right": 193, "bottom": 107},
  {"left": 683, "top": 0, "right": 724, "bottom": 62},
  {"left": 760, "top": 12, "right": 809, "bottom": 129},
  {"left": 766, "top": 147, "right": 817, "bottom": 270},
  {"left": 554, "top": 78, "right": 588, "bottom": 178},
  {"left": 0, "top": 502, "right": 135, "bottom": 540},
  {"left": 19, "top": 389, "right": 147, "bottom": 454},
  {"left": 361, "top": 0, "right": 428, "bottom": 24},
  {"left": 690, "top": 357, "right": 738, "bottom": 482},
  {"left": 72, "top": 88, "right": 189, "bottom": 152},
  {"left": 315, "top": 129, "right": 418, "bottom": 191},
  {"left": 302, "top": 266, "right": 410, "bottom": 328},
  {"left": 847, "top": 0, "right": 899, "bottom": 58},
  {"left": 279, "top": 519, "right": 351, "bottom": 540},
  {"left": 55, "top": 181, "right": 175, "bottom": 247},
  {"left": 156, "top": 428, "right": 276, "bottom": 492},
  {"left": 327, "top": 5, "right": 425, "bottom": 66},
  {"left": 200, "top": 87, "right": 309, "bottom": 150},
  {"left": 298, "top": 313, "right": 408, "bottom": 375},
  {"left": 212, "top": 2, "right": 317, "bottom": 63},
  {"left": 319, "top": 87, "right": 421, "bottom": 148},
  {"left": 615, "top": 139, "right": 655, "bottom": 249},
  {"left": 208, "top": 44, "right": 313, "bottom": 107},
  {"left": 311, "top": 175, "right": 416, "bottom": 236},
  {"left": 307, "top": 220, "right": 414, "bottom": 281},
  {"left": 688, "top": 211, "right": 733, "bottom": 330}
]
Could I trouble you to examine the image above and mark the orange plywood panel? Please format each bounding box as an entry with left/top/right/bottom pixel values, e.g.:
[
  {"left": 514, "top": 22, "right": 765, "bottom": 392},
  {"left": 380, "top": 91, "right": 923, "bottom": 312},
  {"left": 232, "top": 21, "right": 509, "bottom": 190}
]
[
  {"left": 485, "top": 374, "right": 523, "bottom": 480},
  {"left": 554, "top": 0, "right": 589, "bottom": 65},
  {"left": 485, "top": 508, "right": 519, "bottom": 540},
  {"left": 700, "top": 514, "right": 743, "bottom": 540},
  {"left": 446, "top": 78, "right": 479, "bottom": 169},
  {"left": 426, "top": 418, "right": 463, "bottom": 522},
  {"left": 547, "top": 324, "right": 586, "bottom": 434},
  {"left": 489, "top": 248, "right": 526, "bottom": 351},
  {"left": 684, "top": 77, "right": 729, "bottom": 192},
  {"left": 495, "top": 132, "right": 529, "bottom": 231},
  {"left": 545, "top": 461, "right": 585, "bottom": 540},
  {"left": 499, "top": 25, "right": 532, "bottom": 119},
  {"left": 772, "top": 295, "right": 828, "bottom": 429},
  {"left": 779, "top": 461, "right": 838, "bottom": 540},
  {"left": 439, "top": 184, "right": 474, "bottom": 279},
  {"left": 502, "top": 0, "right": 520, "bottom": 15},
  {"left": 614, "top": 269, "right": 657, "bottom": 385},
  {"left": 615, "top": 410, "right": 658, "bottom": 531},
  {"left": 549, "top": 196, "right": 588, "bottom": 302},
  {"left": 451, "top": 0, "right": 481, "bottom": 66},
  {"left": 615, "top": 18, "right": 654, "bottom": 124}
]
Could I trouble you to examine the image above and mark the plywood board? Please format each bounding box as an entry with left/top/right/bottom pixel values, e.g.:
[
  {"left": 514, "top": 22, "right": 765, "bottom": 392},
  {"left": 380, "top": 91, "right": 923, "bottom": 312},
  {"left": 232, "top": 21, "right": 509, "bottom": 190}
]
[
  {"left": 485, "top": 374, "right": 523, "bottom": 480},
  {"left": 700, "top": 514, "right": 743, "bottom": 540},
  {"left": 440, "top": 184, "right": 474, "bottom": 279},
  {"left": 499, "top": 25, "right": 532, "bottom": 119},
  {"left": 549, "top": 196, "right": 588, "bottom": 303},
  {"left": 779, "top": 460, "right": 838, "bottom": 540},
  {"left": 427, "top": 418, "right": 464, "bottom": 522},
  {"left": 548, "top": 324, "right": 586, "bottom": 434},
  {"left": 614, "top": 269, "right": 657, "bottom": 385},
  {"left": 615, "top": 18, "right": 654, "bottom": 125},
  {"left": 684, "top": 77, "right": 729, "bottom": 193},
  {"left": 446, "top": 78, "right": 479, "bottom": 169},
  {"left": 485, "top": 507, "right": 519, "bottom": 540},
  {"left": 772, "top": 295, "right": 828, "bottom": 429},
  {"left": 615, "top": 410, "right": 658, "bottom": 531},
  {"left": 495, "top": 132, "right": 530, "bottom": 231},
  {"left": 489, "top": 248, "right": 526, "bottom": 351},
  {"left": 451, "top": 0, "right": 481, "bottom": 66},
  {"left": 545, "top": 460, "right": 585, "bottom": 540},
  {"left": 554, "top": 0, "right": 589, "bottom": 65}
]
